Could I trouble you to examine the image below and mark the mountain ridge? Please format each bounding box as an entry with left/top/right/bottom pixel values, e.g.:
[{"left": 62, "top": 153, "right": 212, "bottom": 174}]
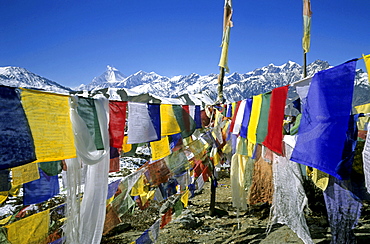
[{"left": 1, "top": 60, "right": 368, "bottom": 105}]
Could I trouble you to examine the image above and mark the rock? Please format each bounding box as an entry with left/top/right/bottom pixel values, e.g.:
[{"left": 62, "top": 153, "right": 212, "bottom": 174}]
[
  {"left": 103, "top": 223, "right": 132, "bottom": 237},
  {"left": 175, "top": 210, "right": 204, "bottom": 229}
]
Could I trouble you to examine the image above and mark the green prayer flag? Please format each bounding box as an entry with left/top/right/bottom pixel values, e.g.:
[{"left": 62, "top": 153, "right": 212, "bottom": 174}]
[{"left": 256, "top": 92, "right": 271, "bottom": 144}]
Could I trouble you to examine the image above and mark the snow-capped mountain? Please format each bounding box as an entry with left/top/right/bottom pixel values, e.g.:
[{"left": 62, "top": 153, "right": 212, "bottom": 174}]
[
  {"left": 0, "top": 66, "right": 72, "bottom": 94},
  {"left": 78, "top": 65, "right": 127, "bottom": 91},
  {"left": 1, "top": 60, "right": 368, "bottom": 106},
  {"left": 79, "top": 60, "right": 369, "bottom": 106}
]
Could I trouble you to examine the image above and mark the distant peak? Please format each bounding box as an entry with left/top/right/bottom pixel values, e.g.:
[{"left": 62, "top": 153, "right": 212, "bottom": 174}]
[{"left": 106, "top": 65, "right": 118, "bottom": 72}]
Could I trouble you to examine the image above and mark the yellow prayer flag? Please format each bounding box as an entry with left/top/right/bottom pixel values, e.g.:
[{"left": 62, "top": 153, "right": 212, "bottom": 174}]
[
  {"left": 9, "top": 185, "right": 21, "bottom": 196},
  {"left": 122, "top": 136, "right": 132, "bottom": 153},
  {"left": 0, "top": 216, "right": 12, "bottom": 225},
  {"left": 160, "top": 104, "right": 181, "bottom": 136},
  {"left": 302, "top": 0, "right": 312, "bottom": 53},
  {"left": 11, "top": 163, "right": 40, "bottom": 185},
  {"left": 355, "top": 103, "right": 370, "bottom": 114},
  {"left": 0, "top": 194, "right": 7, "bottom": 204},
  {"left": 355, "top": 103, "right": 370, "bottom": 130},
  {"left": 218, "top": 0, "right": 233, "bottom": 73},
  {"left": 181, "top": 189, "right": 190, "bottom": 208},
  {"left": 130, "top": 174, "right": 147, "bottom": 196},
  {"left": 106, "top": 196, "right": 114, "bottom": 206},
  {"left": 247, "top": 142, "right": 255, "bottom": 157},
  {"left": 150, "top": 136, "right": 171, "bottom": 161},
  {"left": 363, "top": 54, "right": 370, "bottom": 83},
  {"left": 140, "top": 189, "right": 156, "bottom": 206},
  {"left": 231, "top": 102, "right": 236, "bottom": 116},
  {"left": 21, "top": 89, "right": 76, "bottom": 162},
  {"left": 5, "top": 209, "right": 50, "bottom": 244},
  {"left": 247, "top": 94, "right": 262, "bottom": 144}
]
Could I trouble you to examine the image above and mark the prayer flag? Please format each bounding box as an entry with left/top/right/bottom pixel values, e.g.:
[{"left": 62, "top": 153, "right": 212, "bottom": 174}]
[
  {"left": 262, "top": 86, "right": 289, "bottom": 155},
  {"left": 38, "top": 161, "right": 62, "bottom": 176},
  {"left": 109, "top": 147, "right": 120, "bottom": 173},
  {"left": 364, "top": 122, "right": 370, "bottom": 193},
  {"left": 5, "top": 209, "right": 50, "bottom": 244},
  {"left": 302, "top": 0, "right": 312, "bottom": 53},
  {"left": 0, "top": 170, "right": 10, "bottom": 192},
  {"left": 291, "top": 61, "right": 357, "bottom": 180},
  {"left": 0, "top": 227, "right": 10, "bottom": 244},
  {"left": 218, "top": 0, "right": 233, "bottom": 73},
  {"left": 109, "top": 101, "right": 127, "bottom": 148},
  {"left": 181, "top": 189, "right": 190, "bottom": 208},
  {"left": 229, "top": 101, "right": 241, "bottom": 133},
  {"left": 173, "top": 105, "right": 196, "bottom": 138},
  {"left": 122, "top": 136, "right": 133, "bottom": 153},
  {"left": 136, "top": 229, "right": 152, "bottom": 244},
  {"left": 165, "top": 149, "right": 190, "bottom": 175},
  {"left": 0, "top": 194, "right": 7, "bottom": 204},
  {"left": 128, "top": 102, "right": 159, "bottom": 144},
  {"left": 174, "top": 199, "right": 183, "bottom": 217},
  {"left": 240, "top": 98, "right": 253, "bottom": 138},
  {"left": 103, "top": 207, "right": 121, "bottom": 235},
  {"left": 247, "top": 94, "right": 263, "bottom": 144},
  {"left": 324, "top": 176, "right": 362, "bottom": 243},
  {"left": 77, "top": 97, "right": 104, "bottom": 150},
  {"left": 107, "top": 179, "right": 121, "bottom": 200},
  {"left": 363, "top": 54, "right": 370, "bottom": 83},
  {"left": 0, "top": 86, "right": 36, "bottom": 170},
  {"left": 130, "top": 174, "right": 147, "bottom": 197},
  {"left": 12, "top": 162, "right": 40, "bottom": 186},
  {"left": 23, "top": 167, "right": 59, "bottom": 205},
  {"left": 160, "top": 104, "right": 181, "bottom": 136},
  {"left": 146, "top": 159, "right": 171, "bottom": 187},
  {"left": 232, "top": 100, "right": 246, "bottom": 135},
  {"left": 256, "top": 93, "right": 271, "bottom": 143},
  {"left": 21, "top": 89, "right": 76, "bottom": 162},
  {"left": 149, "top": 219, "right": 160, "bottom": 242},
  {"left": 160, "top": 208, "right": 173, "bottom": 229},
  {"left": 271, "top": 142, "right": 313, "bottom": 244},
  {"left": 226, "top": 103, "right": 232, "bottom": 118},
  {"left": 147, "top": 104, "right": 161, "bottom": 140},
  {"left": 230, "top": 153, "right": 248, "bottom": 210},
  {"left": 150, "top": 136, "right": 171, "bottom": 160}
]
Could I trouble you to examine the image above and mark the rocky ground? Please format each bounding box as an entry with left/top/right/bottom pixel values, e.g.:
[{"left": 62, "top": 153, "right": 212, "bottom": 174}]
[{"left": 101, "top": 174, "right": 370, "bottom": 244}]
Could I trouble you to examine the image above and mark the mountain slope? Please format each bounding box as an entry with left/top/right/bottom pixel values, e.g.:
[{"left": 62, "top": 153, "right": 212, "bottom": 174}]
[{"left": 0, "top": 66, "right": 72, "bottom": 93}]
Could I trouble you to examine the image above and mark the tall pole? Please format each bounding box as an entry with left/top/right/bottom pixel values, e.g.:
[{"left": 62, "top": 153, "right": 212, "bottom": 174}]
[
  {"left": 302, "top": 0, "right": 312, "bottom": 78},
  {"left": 303, "top": 52, "right": 307, "bottom": 78},
  {"left": 217, "top": 67, "right": 225, "bottom": 103},
  {"left": 217, "top": 0, "right": 232, "bottom": 104}
]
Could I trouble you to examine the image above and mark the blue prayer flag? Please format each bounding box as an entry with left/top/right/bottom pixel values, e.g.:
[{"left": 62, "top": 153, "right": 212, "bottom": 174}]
[
  {"left": 107, "top": 179, "right": 121, "bottom": 200},
  {"left": 194, "top": 105, "right": 202, "bottom": 129},
  {"left": 147, "top": 104, "right": 161, "bottom": 141},
  {"left": 240, "top": 98, "right": 253, "bottom": 138},
  {"left": 0, "top": 86, "right": 36, "bottom": 170},
  {"left": 136, "top": 229, "right": 153, "bottom": 244},
  {"left": 290, "top": 60, "right": 357, "bottom": 180},
  {"left": 23, "top": 167, "right": 59, "bottom": 205}
]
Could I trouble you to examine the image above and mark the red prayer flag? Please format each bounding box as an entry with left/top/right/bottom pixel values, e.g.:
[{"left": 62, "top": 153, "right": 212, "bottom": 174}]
[
  {"left": 109, "top": 101, "right": 127, "bottom": 148},
  {"left": 262, "top": 85, "right": 289, "bottom": 155},
  {"left": 229, "top": 101, "right": 241, "bottom": 132},
  {"left": 160, "top": 208, "right": 173, "bottom": 229}
]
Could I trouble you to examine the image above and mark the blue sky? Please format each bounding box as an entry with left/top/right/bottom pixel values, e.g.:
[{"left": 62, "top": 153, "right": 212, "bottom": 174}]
[{"left": 1, "top": 0, "right": 369, "bottom": 88}]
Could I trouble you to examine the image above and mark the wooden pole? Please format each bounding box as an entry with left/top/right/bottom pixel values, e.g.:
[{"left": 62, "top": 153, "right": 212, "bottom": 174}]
[
  {"left": 217, "top": 67, "right": 226, "bottom": 103},
  {"left": 303, "top": 51, "right": 307, "bottom": 78}
]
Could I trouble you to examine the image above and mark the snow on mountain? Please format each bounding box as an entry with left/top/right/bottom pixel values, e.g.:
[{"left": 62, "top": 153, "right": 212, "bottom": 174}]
[
  {"left": 1, "top": 60, "right": 368, "bottom": 106},
  {"left": 0, "top": 66, "right": 72, "bottom": 94},
  {"left": 80, "top": 65, "right": 126, "bottom": 91},
  {"left": 81, "top": 59, "right": 368, "bottom": 106}
]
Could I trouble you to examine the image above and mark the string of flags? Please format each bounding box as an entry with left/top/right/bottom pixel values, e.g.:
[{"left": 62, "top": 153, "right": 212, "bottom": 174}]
[{"left": 0, "top": 55, "right": 369, "bottom": 243}]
